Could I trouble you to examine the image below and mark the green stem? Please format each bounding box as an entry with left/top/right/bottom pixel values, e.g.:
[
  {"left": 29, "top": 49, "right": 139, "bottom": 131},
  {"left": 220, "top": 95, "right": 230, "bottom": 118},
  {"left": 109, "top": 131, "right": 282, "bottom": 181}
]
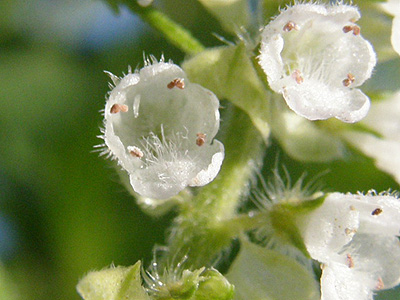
[
  {"left": 164, "top": 104, "right": 265, "bottom": 268},
  {"left": 120, "top": 2, "right": 205, "bottom": 55}
]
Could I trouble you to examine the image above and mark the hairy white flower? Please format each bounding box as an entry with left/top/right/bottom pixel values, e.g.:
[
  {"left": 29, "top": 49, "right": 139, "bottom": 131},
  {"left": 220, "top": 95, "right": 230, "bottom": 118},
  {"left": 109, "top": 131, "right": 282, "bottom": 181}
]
[
  {"left": 381, "top": 0, "right": 400, "bottom": 56},
  {"left": 258, "top": 3, "right": 376, "bottom": 123},
  {"left": 101, "top": 58, "right": 224, "bottom": 200},
  {"left": 343, "top": 91, "right": 400, "bottom": 184},
  {"left": 297, "top": 192, "right": 400, "bottom": 300}
]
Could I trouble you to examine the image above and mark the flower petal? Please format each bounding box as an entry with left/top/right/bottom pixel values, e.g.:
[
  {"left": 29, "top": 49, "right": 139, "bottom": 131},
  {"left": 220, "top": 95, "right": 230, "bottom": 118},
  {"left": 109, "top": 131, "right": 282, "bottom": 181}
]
[
  {"left": 297, "top": 193, "right": 360, "bottom": 263},
  {"left": 321, "top": 262, "right": 374, "bottom": 300}
]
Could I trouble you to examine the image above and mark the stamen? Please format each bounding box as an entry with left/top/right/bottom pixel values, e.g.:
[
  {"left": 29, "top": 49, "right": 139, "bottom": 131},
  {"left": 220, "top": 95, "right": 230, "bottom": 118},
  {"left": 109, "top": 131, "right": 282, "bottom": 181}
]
[
  {"left": 128, "top": 146, "right": 144, "bottom": 158},
  {"left": 376, "top": 277, "right": 385, "bottom": 290},
  {"left": 345, "top": 228, "right": 357, "bottom": 235},
  {"left": 346, "top": 253, "right": 354, "bottom": 268},
  {"left": 167, "top": 78, "right": 185, "bottom": 89},
  {"left": 352, "top": 25, "right": 360, "bottom": 36},
  {"left": 283, "top": 21, "right": 299, "bottom": 32},
  {"left": 196, "top": 133, "right": 206, "bottom": 146},
  {"left": 371, "top": 208, "right": 383, "bottom": 216},
  {"left": 133, "top": 94, "right": 141, "bottom": 118},
  {"left": 343, "top": 25, "right": 360, "bottom": 35},
  {"left": 292, "top": 69, "right": 304, "bottom": 84},
  {"left": 343, "top": 73, "right": 355, "bottom": 87},
  {"left": 110, "top": 103, "right": 129, "bottom": 114}
]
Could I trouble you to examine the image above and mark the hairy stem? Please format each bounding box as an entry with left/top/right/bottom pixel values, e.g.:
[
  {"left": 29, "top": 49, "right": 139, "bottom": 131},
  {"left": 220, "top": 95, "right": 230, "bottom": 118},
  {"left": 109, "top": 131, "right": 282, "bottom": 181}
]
[{"left": 164, "top": 104, "right": 266, "bottom": 268}]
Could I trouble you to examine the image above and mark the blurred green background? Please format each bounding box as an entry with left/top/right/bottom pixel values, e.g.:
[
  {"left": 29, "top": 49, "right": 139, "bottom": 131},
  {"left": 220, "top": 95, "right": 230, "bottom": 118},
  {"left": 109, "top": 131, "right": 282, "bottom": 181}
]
[{"left": 0, "top": 0, "right": 399, "bottom": 299}]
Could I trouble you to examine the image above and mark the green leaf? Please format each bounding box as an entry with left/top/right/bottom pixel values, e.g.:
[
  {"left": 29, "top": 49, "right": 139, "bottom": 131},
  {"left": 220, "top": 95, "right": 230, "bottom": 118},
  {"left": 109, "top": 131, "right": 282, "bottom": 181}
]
[
  {"left": 226, "top": 240, "right": 320, "bottom": 300},
  {"left": 197, "top": 0, "right": 250, "bottom": 34},
  {"left": 77, "top": 261, "right": 150, "bottom": 300},
  {"left": 183, "top": 44, "right": 271, "bottom": 140}
]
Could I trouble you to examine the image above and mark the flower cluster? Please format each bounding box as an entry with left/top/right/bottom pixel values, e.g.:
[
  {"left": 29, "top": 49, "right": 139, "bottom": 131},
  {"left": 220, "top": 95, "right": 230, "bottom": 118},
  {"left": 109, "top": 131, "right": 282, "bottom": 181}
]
[
  {"left": 82, "top": 1, "right": 400, "bottom": 300},
  {"left": 101, "top": 58, "right": 224, "bottom": 200}
]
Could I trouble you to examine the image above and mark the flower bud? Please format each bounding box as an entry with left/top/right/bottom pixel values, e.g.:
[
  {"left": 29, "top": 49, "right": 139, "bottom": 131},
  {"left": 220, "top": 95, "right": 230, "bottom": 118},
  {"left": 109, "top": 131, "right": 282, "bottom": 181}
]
[{"left": 194, "top": 268, "right": 234, "bottom": 300}]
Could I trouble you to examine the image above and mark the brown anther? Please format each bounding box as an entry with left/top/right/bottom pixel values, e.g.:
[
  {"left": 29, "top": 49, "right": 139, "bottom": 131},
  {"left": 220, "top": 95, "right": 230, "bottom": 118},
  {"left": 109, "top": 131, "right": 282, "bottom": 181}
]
[
  {"left": 350, "top": 205, "right": 356, "bottom": 211},
  {"left": 345, "top": 228, "right": 357, "bottom": 235},
  {"left": 376, "top": 277, "right": 385, "bottom": 290},
  {"left": 352, "top": 25, "right": 360, "bottom": 35},
  {"left": 283, "top": 21, "right": 298, "bottom": 32},
  {"left": 292, "top": 69, "right": 304, "bottom": 84},
  {"left": 346, "top": 253, "right": 354, "bottom": 268},
  {"left": 343, "top": 73, "right": 355, "bottom": 87},
  {"left": 343, "top": 25, "right": 360, "bottom": 35},
  {"left": 343, "top": 25, "right": 353, "bottom": 33},
  {"left": 128, "top": 146, "right": 143, "bottom": 158},
  {"left": 167, "top": 78, "right": 185, "bottom": 89},
  {"left": 196, "top": 133, "right": 206, "bottom": 146},
  {"left": 110, "top": 103, "right": 129, "bottom": 114},
  {"left": 371, "top": 208, "right": 383, "bottom": 216}
]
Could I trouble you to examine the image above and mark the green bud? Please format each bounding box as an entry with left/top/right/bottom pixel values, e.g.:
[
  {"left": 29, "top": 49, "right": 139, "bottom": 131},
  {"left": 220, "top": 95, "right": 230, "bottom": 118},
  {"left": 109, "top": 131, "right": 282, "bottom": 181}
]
[
  {"left": 194, "top": 268, "right": 234, "bottom": 300},
  {"left": 166, "top": 269, "right": 203, "bottom": 299},
  {"left": 76, "top": 261, "right": 149, "bottom": 300}
]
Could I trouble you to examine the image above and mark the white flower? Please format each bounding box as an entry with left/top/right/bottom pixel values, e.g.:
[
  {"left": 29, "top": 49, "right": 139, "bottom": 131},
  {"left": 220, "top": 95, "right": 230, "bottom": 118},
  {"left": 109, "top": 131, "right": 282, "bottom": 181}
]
[
  {"left": 381, "top": 0, "right": 400, "bottom": 56},
  {"left": 258, "top": 3, "right": 376, "bottom": 123},
  {"left": 297, "top": 192, "right": 400, "bottom": 300},
  {"left": 343, "top": 91, "right": 400, "bottom": 184},
  {"left": 137, "top": 0, "right": 153, "bottom": 7},
  {"left": 101, "top": 58, "right": 224, "bottom": 200}
]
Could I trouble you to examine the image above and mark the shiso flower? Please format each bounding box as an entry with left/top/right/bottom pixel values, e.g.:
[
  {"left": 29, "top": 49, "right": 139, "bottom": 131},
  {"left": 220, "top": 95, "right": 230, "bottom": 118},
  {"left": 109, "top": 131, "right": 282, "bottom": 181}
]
[
  {"left": 100, "top": 57, "right": 224, "bottom": 200},
  {"left": 297, "top": 192, "right": 400, "bottom": 300},
  {"left": 258, "top": 3, "right": 376, "bottom": 123}
]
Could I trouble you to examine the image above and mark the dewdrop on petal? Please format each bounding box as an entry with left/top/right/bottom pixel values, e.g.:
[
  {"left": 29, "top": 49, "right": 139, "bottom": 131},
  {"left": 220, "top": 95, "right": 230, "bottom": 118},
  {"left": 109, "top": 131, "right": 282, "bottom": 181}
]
[
  {"left": 258, "top": 3, "right": 376, "bottom": 123},
  {"left": 101, "top": 57, "right": 224, "bottom": 200}
]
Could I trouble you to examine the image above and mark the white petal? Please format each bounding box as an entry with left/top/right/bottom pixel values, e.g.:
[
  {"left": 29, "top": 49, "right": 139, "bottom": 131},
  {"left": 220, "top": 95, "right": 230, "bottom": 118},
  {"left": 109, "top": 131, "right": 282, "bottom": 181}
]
[
  {"left": 282, "top": 81, "right": 370, "bottom": 123},
  {"left": 347, "top": 193, "right": 400, "bottom": 237},
  {"left": 189, "top": 140, "right": 225, "bottom": 187},
  {"left": 392, "top": 15, "right": 400, "bottom": 55},
  {"left": 297, "top": 193, "right": 360, "bottom": 263},
  {"left": 363, "top": 91, "right": 400, "bottom": 139},
  {"left": 344, "top": 234, "right": 400, "bottom": 290},
  {"left": 381, "top": 0, "right": 400, "bottom": 55},
  {"left": 321, "top": 262, "right": 374, "bottom": 300},
  {"left": 381, "top": 0, "right": 400, "bottom": 16}
]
